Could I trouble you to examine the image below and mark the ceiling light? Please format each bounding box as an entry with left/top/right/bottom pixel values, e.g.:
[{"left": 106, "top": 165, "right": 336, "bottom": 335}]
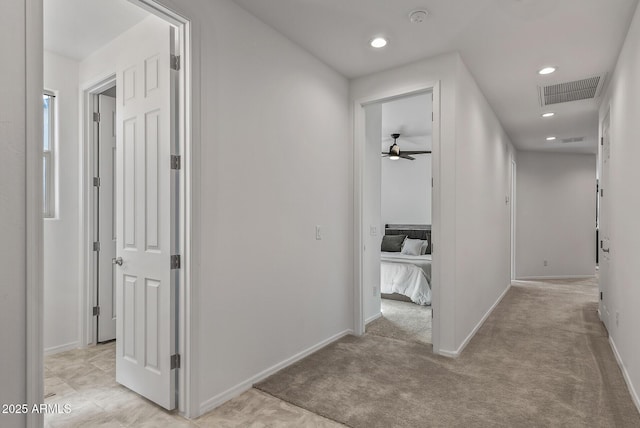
[
  {"left": 370, "top": 37, "right": 388, "bottom": 48},
  {"left": 538, "top": 66, "right": 557, "bottom": 75},
  {"left": 542, "top": 112, "right": 555, "bottom": 118},
  {"left": 546, "top": 136, "right": 556, "bottom": 141}
]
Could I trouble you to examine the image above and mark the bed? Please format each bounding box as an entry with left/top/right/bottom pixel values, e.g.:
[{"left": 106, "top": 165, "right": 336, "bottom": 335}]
[{"left": 380, "top": 224, "right": 432, "bottom": 306}]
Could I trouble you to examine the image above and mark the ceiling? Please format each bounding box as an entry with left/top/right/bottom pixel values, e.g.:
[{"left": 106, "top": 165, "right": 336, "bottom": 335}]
[
  {"left": 381, "top": 92, "right": 432, "bottom": 152},
  {"left": 44, "top": 0, "right": 149, "bottom": 61},
  {"left": 232, "top": 0, "right": 639, "bottom": 154}
]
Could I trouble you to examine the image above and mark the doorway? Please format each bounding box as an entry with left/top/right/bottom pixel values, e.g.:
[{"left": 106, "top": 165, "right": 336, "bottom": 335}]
[
  {"left": 353, "top": 84, "right": 441, "bottom": 353},
  {"left": 35, "top": 0, "right": 193, "bottom": 423},
  {"left": 95, "top": 86, "right": 117, "bottom": 343}
]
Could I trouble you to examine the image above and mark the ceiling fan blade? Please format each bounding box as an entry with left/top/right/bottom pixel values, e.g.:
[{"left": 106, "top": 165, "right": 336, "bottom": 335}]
[
  {"left": 400, "top": 155, "right": 416, "bottom": 160},
  {"left": 402, "top": 150, "right": 432, "bottom": 155}
]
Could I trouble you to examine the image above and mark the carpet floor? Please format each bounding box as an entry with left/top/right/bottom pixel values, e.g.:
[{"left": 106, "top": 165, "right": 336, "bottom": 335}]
[
  {"left": 255, "top": 278, "right": 640, "bottom": 427},
  {"left": 366, "top": 299, "right": 432, "bottom": 345}
]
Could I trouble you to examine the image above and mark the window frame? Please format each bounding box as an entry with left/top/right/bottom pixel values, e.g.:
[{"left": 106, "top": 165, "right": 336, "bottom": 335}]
[{"left": 43, "top": 90, "right": 56, "bottom": 218}]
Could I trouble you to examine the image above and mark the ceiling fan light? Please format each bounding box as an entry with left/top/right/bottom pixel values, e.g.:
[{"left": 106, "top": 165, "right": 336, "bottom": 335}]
[{"left": 389, "top": 155, "right": 400, "bottom": 160}]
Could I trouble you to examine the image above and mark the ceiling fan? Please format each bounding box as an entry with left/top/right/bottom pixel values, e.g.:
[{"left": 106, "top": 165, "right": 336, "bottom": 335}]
[{"left": 382, "top": 133, "right": 431, "bottom": 160}]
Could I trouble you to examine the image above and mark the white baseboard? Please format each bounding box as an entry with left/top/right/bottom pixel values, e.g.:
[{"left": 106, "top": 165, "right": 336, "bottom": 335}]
[
  {"left": 515, "top": 275, "right": 596, "bottom": 280},
  {"left": 438, "top": 283, "right": 511, "bottom": 358},
  {"left": 365, "top": 312, "right": 382, "bottom": 325},
  {"left": 608, "top": 336, "right": 640, "bottom": 414},
  {"left": 198, "top": 329, "right": 354, "bottom": 417},
  {"left": 44, "top": 341, "right": 79, "bottom": 356}
]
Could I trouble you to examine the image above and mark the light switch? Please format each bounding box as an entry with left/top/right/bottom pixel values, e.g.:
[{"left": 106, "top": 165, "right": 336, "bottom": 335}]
[
  {"left": 370, "top": 226, "right": 377, "bottom": 236},
  {"left": 316, "top": 225, "right": 322, "bottom": 240}
]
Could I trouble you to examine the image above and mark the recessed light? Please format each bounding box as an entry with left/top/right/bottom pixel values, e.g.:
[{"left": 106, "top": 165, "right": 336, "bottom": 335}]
[
  {"left": 546, "top": 136, "right": 557, "bottom": 141},
  {"left": 370, "top": 37, "right": 388, "bottom": 48},
  {"left": 542, "top": 112, "right": 555, "bottom": 118},
  {"left": 538, "top": 66, "right": 557, "bottom": 75}
]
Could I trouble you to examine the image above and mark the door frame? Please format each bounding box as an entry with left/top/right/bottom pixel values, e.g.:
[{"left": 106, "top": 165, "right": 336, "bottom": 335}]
[
  {"left": 353, "top": 82, "right": 441, "bottom": 354},
  {"left": 82, "top": 75, "right": 116, "bottom": 348},
  {"left": 510, "top": 159, "right": 517, "bottom": 280},
  {"left": 27, "top": 0, "right": 194, "bottom": 424}
]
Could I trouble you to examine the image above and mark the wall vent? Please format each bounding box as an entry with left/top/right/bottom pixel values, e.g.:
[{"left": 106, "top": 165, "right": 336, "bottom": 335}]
[
  {"left": 538, "top": 74, "right": 606, "bottom": 106},
  {"left": 560, "top": 137, "right": 585, "bottom": 144}
]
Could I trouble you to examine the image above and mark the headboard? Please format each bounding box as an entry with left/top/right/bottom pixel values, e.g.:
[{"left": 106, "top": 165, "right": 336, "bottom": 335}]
[{"left": 385, "top": 224, "right": 432, "bottom": 254}]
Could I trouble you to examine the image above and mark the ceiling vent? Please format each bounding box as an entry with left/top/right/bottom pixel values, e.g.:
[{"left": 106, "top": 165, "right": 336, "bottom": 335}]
[
  {"left": 560, "top": 137, "right": 585, "bottom": 144},
  {"left": 538, "top": 74, "right": 607, "bottom": 106}
]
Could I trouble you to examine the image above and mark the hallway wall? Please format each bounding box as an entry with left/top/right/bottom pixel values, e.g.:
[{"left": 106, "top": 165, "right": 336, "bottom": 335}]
[
  {"left": 598, "top": 0, "right": 640, "bottom": 411},
  {"left": 515, "top": 152, "right": 596, "bottom": 279},
  {"left": 153, "top": 0, "right": 352, "bottom": 416}
]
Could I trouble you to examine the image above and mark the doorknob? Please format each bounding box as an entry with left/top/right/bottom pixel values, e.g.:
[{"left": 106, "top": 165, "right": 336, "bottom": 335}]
[{"left": 112, "top": 257, "right": 123, "bottom": 266}]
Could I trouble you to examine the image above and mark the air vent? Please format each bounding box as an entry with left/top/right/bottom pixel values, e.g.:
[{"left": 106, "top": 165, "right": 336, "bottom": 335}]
[
  {"left": 538, "top": 74, "right": 606, "bottom": 106},
  {"left": 560, "top": 137, "right": 585, "bottom": 144}
]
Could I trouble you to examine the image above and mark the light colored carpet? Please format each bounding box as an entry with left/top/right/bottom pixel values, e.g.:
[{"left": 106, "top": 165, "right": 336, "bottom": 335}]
[
  {"left": 366, "top": 299, "right": 432, "bottom": 344},
  {"left": 256, "top": 278, "right": 640, "bottom": 427}
]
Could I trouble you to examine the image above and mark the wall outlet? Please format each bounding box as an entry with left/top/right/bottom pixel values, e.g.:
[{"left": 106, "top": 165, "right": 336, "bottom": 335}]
[{"left": 543, "top": 260, "right": 548, "bottom": 267}]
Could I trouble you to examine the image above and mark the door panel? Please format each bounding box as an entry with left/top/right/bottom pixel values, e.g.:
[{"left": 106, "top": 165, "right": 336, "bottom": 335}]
[
  {"left": 115, "top": 16, "right": 176, "bottom": 410},
  {"left": 98, "top": 94, "right": 117, "bottom": 343}
]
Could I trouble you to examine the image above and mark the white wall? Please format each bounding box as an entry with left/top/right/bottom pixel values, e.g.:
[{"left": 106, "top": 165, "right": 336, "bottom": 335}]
[
  {"left": 515, "top": 152, "right": 596, "bottom": 279},
  {"left": 351, "top": 52, "right": 515, "bottom": 355},
  {"left": 381, "top": 155, "right": 431, "bottom": 225},
  {"left": 43, "top": 51, "right": 82, "bottom": 354},
  {"left": 363, "top": 104, "right": 382, "bottom": 322},
  {"left": 146, "top": 0, "right": 353, "bottom": 415},
  {"left": 598, "top": 0, "right": 640, "bottom": 411},
  {"left": 380, "top": 92, "right": 432, "bottom": 226},
  {"left": 0, "top": 1, "right": 31, "bottom": 426},
  {"left": 453, "top": 59, "right": 515, "bottom": 353}
]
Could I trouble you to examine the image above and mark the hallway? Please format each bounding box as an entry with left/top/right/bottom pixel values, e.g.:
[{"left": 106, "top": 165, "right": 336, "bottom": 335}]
[
  {"left": 256, "top": 277, "right": 640, "bottom": 427},
  {"left": 45, "top": 277, "right": 640, "bottom": 426}
]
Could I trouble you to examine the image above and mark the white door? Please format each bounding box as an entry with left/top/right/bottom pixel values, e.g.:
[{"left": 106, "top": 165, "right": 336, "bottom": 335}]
[
  {"left": 599, "top": 112, "right": 611, "bottom": 327},
  {"left": 114, "top": 16, "right": 177, "bottom": 410},
  {"left": 98, "top": 93, "right": 117, "bottom": 342}
]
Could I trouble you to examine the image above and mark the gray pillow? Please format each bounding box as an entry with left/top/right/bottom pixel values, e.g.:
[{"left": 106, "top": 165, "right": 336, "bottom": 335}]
[{"left": 381, "top": 235, "right": 406, "bottom": 252}]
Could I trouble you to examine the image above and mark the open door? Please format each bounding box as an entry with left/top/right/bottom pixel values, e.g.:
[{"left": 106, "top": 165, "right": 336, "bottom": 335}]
[
  {"left": 98, "top": 93, "right": 117, "bottom": 342},
  {"left": 114, "top": 16, "right": 177, "bottom": 410}
]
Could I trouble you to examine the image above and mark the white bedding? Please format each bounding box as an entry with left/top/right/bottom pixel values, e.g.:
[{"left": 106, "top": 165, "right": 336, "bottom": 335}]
[{"left": 380, "top": 252, "right": 432, "bottom": 306}]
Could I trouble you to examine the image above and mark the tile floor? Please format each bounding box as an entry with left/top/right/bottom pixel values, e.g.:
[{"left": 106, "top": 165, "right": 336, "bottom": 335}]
[{"left": 44, "top": 342, "right": 343, "bottom": 427}]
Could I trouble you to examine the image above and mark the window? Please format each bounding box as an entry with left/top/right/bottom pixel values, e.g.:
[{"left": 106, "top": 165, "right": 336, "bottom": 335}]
[{"left": 43, "top": 92, "right": 56, "bottom": 218}]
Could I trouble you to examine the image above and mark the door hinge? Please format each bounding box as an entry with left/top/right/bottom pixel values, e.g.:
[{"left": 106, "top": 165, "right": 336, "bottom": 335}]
[
  {"left": 93, "top": 306, "right": 101, "bottom": 316},
  {"left": 600, "top": 292, "right": 603, "bottom": 301},
  {"left": 170, "top": 354, "right": 181, "bottom": 369},
  {"left": 93, "top": 177, "right": 101, "bottom": 187},
  {"left": 170, "top": 254, "right": 181, "bottom": 269},
  {"left": 171, "top": 155, "right": 181, "bottom": 170},
  {"left": 93, "top": 241, "right": 101, "bottom": 252},
  {"left": 93, "top": 112, "right": 101, "bottom": 122},
  {"left": 170, "top": 54, "right": 180, "bottom": 71},
  {"left": 601, "top": 137, "right": 604, "bottom": 146},
  {"left": 600, "top": 188, "right": 604, "bottom": 197}
]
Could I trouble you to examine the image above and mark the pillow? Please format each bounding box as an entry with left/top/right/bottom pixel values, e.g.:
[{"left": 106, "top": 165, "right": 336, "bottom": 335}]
[
  {"left": 381, "top": 235, "right": 406, "bottom": 252},
  {"left": 402, "top": 238, "right": 424, "bottom": 256},
  {"left": 420, "top": 239, "right": 429, "bottom": 255}
]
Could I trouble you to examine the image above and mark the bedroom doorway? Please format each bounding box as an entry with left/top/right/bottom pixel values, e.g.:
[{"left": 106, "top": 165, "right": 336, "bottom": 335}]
[
  {"left": 354, "top": 86, "right": 440, "bottom": 351},
  {"left": 36, "top": 1, "right": 193, "bottom": 424}
]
